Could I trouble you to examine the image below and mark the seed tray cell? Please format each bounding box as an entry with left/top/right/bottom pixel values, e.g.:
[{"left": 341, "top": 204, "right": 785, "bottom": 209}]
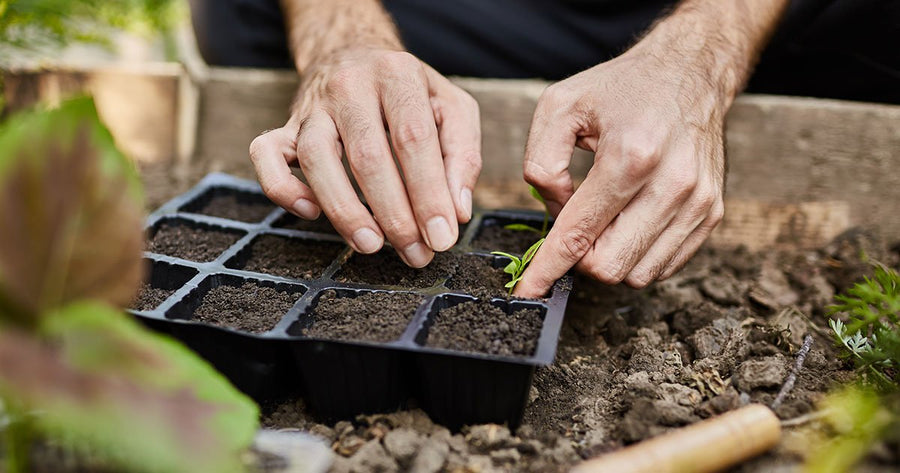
[{"left": 132, "top": 173, "right": 572, "bottom": 429}]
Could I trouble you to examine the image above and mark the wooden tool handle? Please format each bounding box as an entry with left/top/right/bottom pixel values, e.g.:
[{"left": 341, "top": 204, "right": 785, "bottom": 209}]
[{"left": 571, "top": 404, "right": 781, "bottom": 473}]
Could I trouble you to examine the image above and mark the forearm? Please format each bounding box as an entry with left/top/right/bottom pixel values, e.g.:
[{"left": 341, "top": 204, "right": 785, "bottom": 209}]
[
  {"left": 632, "top": 0, "right": 789, "bottom": 108},
  {"left": 279, "top": 0, "right": 403, "bottom": 73}
]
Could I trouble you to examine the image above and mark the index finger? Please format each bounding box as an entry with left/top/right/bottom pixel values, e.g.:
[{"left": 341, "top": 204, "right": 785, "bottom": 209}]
[{"left": 513, "top": 153, "right": 643, "bottom": 298}]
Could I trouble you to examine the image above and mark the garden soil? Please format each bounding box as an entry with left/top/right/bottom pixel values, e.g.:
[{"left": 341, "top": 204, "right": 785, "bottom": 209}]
[
  {"left": 147, "top": 223, "right": 241, "bottom": 262},
  {"left": 235, "top": 234, "right": 344, "bottom": 280},
  {"left": 302, "top": 290, "right": 424, "bottom": 343},
  {"left": 262, "top": 228, "right": 900, "bottom": 473},
  {"left": 193, "top": 282, "right": 299, "bottom": 333},
  {"left": 191, "top": 192, "right": 275, "bottom": 223},
  {"left": 427, "top": 300, "right": 543, "bottom": 357}
]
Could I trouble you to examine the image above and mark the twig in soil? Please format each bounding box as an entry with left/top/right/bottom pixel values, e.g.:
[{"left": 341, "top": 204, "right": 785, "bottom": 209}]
[
  {"left": 771, "top": 334, "right": 814, "bottom": 410},
  {"left": 779, "top": 409, "right": 833, "bottom": 428}
]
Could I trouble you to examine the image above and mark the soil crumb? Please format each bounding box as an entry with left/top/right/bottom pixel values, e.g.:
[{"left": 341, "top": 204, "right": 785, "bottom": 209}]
[
  {"left": 470, "top": 224, "right": 542, "bottom": 256},
  {"left": 445, "top": 254, "right": 510, "bottom": 299},
  {"left": 233, "top": 234, "right": 344, "bottom": 280},
  {"left": 188, "top": 192, "right": 274, "bottom": 223},
  {"left": 427, "top": 300, "right": 543, "bottom": 357},
  {"left": 148, "top": 223, "right": 241, "bottom": 262},
  {"left": 193, "top": 282, "right": 299, "bottom": 333},
  {"left": 336, "top": 250, "right": 453, "bottom": 287},
  {"left": 302, "top": 290, "right": 423, "bottom": 343},
  {"left": 131, "top": 283, "right": 174, "bottom": 311},
  {"left": 273, "top": 213, "right": 338, "bottom": 234}
]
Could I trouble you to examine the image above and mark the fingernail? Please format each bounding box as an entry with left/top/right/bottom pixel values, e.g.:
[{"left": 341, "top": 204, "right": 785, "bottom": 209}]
[
  {"left": 403, "top": 242, "right": 433, "bottom": 268},
  {"left": 425, "top": 216, "right": 454, "bottom": 251},
  {"left": 291, "top": 198, "right": 320, "bottom": 220},
  {"left": 460, "top": 188, "right": 473, "bottom": 221},
  {"left": 352, "top": 228, "right": 382, "bottom": 253}
]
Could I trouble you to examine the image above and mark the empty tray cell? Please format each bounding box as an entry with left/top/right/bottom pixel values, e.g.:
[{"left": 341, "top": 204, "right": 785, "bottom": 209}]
[
  {"left": 335, "top": 249, "right": 452, "bottom": 288},
  {"left": 444, "top": 253, "right": 511, "bottom": 299},
  {"left": 226, "top": 233, "right": 344, "bottom": 280},
  {"left": 179, "top": 186, "right": 275, "bottom": 223},
  {"left": 470, "top": 214, "right": 551, "bottom": 255},
  {"left": 273, "top": 213, "right": 338, "bottom": 234},
  {"left": 147, "top": 217, "right": 245, "bottom": 262},
  {"left": 166, "top": 274, "right": 305, "bottom": 334},
  {"left": 288, "top": 288, "right": 424, "bottom": 343},
  {"left": 418, "top": 295, "right": 546, "bottom": 357},
  {"left": 131, "top": 259, "right": 199, "bottom": 311}
]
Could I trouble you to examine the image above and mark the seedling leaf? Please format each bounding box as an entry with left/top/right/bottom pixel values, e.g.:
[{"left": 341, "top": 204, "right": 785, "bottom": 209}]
[
  {"left": 503, "top": 223, "right": 542, "bottom": 233},
  {"left": 529, "top": 185, "right": 545, "bottom": 204}
]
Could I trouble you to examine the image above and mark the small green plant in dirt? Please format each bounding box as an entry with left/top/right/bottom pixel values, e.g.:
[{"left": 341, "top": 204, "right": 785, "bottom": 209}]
[
  {"left": 492, "top": 238, "right": 545, "bottom": 295},
  {"left": 0, "top": 98, "right": 258, "bottom": 472},
  {"left": 803, "top": 264, "right": 900, "bottom": 473},
  {"left": 503, "top": 186, "right": 551, "bottom": 237}
]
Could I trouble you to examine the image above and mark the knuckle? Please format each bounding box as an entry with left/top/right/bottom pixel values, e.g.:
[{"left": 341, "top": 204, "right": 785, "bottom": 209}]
[
  {"left": 558, "top": 229, "right": 594, "bottom": 262},
  {"left": 709, "top": 200, "right": 726, "bottom": 226},
  {"left": 523, "top": 160, "right": 569, "bottom": 196},
  {"left": 668, "top": 169, "right": 699, "bottom": 200},
  {"left": 589, "top": 261, "right": 626, "bottom": 285},
  {"left": 325, "top": 68, "right": 355, "bottom": 96},
  {"left": 379, "top": 51, "right": 421, "bottom": 72},
  {"left": 379, "top": 216, "right": 418, "bottom": 243},
  {"left": 459, "top": 149, "right": 482, "bottom": 175},
  {"left": 621, "top": 141, "right": 661, "bottom": 178},
  {"left": 348, "top": 142, "right": 386, "bottom": 176},
  {"left": 624, "top": 271, "right": 653, "bottom": 289},
  {"left": 260, "top": 176, "right": 292, "bottom": 203},
  {"left": 393, "top": 120, "right": 435, "bottom": 149}
]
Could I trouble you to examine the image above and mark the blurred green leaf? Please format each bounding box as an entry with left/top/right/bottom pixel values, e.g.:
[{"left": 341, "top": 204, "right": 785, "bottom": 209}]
[
  {"left": 0, "top": 300, "right": 259, "bottom": 473},
  {"left": 503, "top": 223, "right": 542, "bottom": 233},
  {"left": 0, "top": 97, "right": 144, "bottom": 326},
  {"left": 0, "top": 0, "right": 182, "bottom": 54},
  {"left": 804, "top": 386, "right": 894, "bottom": 473}
]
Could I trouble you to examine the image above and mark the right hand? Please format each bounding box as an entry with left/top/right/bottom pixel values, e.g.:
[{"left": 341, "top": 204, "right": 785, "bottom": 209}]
[{"left": 250, "top": 47, "right": 481, "bottom": 267}]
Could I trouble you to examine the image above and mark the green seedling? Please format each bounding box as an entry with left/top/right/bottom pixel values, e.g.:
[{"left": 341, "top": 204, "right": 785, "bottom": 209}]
[
  {"left": 806, "top": 264, "right": 900, "bottom": 473},
  {"left": 492, "top": 238, "right": 545, "bottom": 295},
  {"left": 503, "top": 186, "right": 550, "bottom": 237}
]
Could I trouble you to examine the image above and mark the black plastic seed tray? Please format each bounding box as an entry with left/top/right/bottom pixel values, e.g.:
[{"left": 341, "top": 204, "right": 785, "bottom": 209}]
[{"left": 131, "top": 173, "right": 571, "bottom": 430}]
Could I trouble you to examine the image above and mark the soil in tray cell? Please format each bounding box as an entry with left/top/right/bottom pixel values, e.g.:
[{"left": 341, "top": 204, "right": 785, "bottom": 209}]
[
  {"left": 132, "top": 283, "right": 175, "bottom": 311},
  {"left": 445, "top": 254, "right": 509, "bottom": 299},
  {"left": 192, "top": 282, "right": 299, "bottom": 333},
  {"left": 147, "top": 222, "right": 242, "bottom": 262},
  {"left": 426, "top": 299, "right": 543, "bottom": 357},
  {"left": 471, "top": 222, "right": 545, "bottom": 256},
  {"left": 335, "top": 249, "right": 453, "bottom": 288},
  {"left": 273, "top": 213, "right": 338, "bottom": 234},
  {"left": 182, "top": 189, "right": 275, "bottom": 223},
  {"left": 300, "top": 289, "right": 423, "bottom": 343},
  {"left": 229, "top": 234, "right": 343, "bottom": 280}
]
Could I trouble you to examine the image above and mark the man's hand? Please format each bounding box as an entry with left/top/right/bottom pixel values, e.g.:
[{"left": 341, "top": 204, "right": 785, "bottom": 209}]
[
  {"left": 514, "top": 0, "right": 788, "bottom": 297},
  {"left": 251, "top": 0, "right": 480, "bottom": 268}
]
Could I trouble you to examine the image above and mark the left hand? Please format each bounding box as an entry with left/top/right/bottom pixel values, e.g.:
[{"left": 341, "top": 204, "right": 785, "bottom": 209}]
[{"left": 513, "top": 45, "right": 727, "bottom": 297}]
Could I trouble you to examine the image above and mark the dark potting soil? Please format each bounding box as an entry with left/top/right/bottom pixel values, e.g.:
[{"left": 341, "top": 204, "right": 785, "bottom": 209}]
[
  {"left": 445, "top": 254, "right": 510, "bottom": 299},
  {"left": 192, "top": 282, "right": 298, "bottom": 333},
  {"left": 131, "top": 283, "right": 174, "bottom": 311},
  {"left": 189, "top": 192, "right": 275, "bottom": 223},
  {"left": 147, "top": 223, "right": 241, "bottom": 262},
  {"left": 232, "top": 234, "right": 343, "bottom": 280},
  {"left": 301, "top": 290, "right": 423, "bottom": 343},
  {"left": 336, "top": 250, "right": 453, "bottom": 288},
  {"left": 260, "top": 229, "right": 900, "bottom": 473},
  {"left": 471, "top": 224, "right": 542, "bottom": 255},
  {"left": 426, "top": 300, "right": 543, "bottom": 357},
  {"left": 273, "top": 213, "right": 338, "bottom": 234}
]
